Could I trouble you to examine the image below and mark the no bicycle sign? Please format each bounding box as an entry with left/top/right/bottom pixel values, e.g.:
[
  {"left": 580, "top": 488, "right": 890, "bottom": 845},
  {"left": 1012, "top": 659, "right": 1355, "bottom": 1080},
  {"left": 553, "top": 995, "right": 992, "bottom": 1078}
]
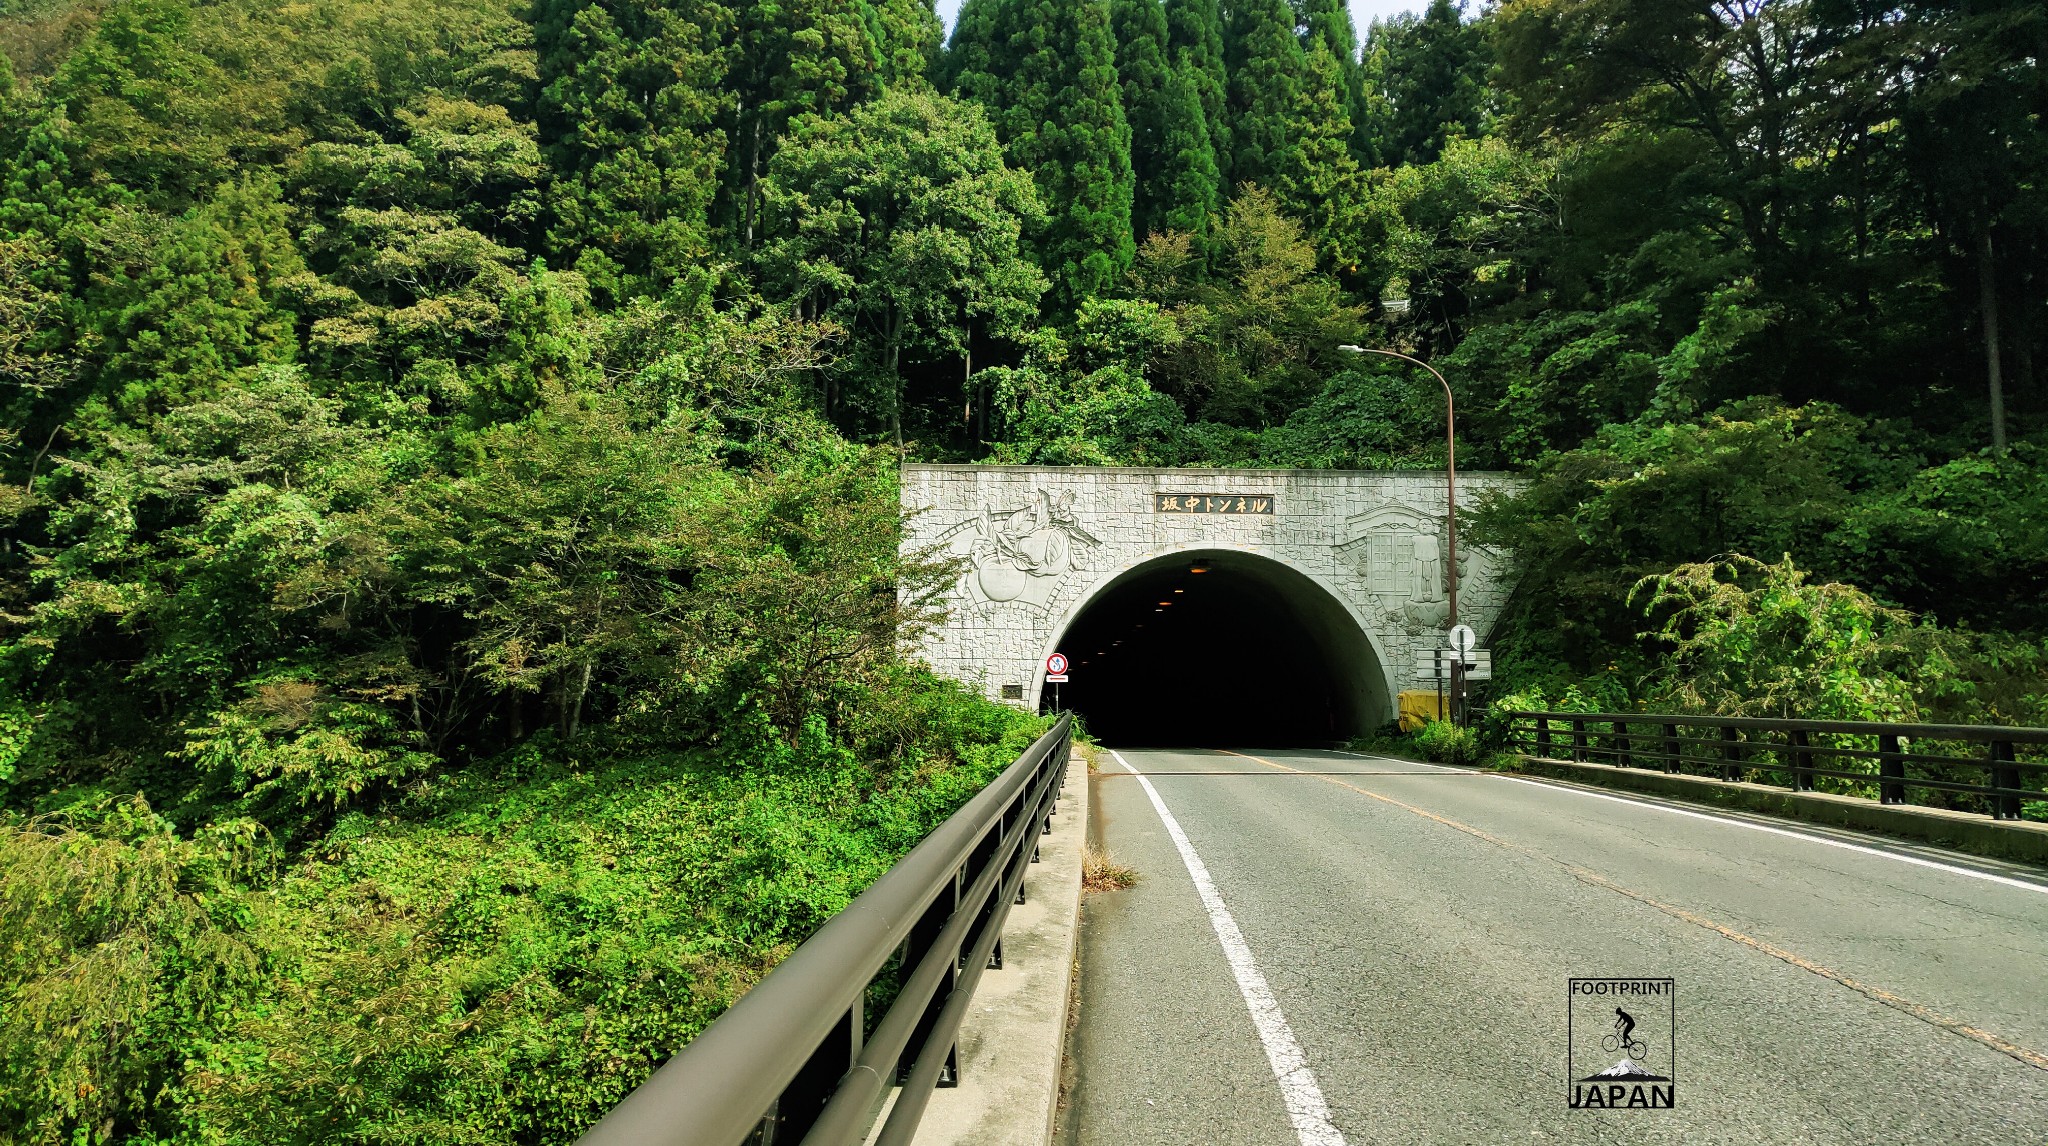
[{"left": 1045, "top": 653, "right": 1069, "bottom": 682}]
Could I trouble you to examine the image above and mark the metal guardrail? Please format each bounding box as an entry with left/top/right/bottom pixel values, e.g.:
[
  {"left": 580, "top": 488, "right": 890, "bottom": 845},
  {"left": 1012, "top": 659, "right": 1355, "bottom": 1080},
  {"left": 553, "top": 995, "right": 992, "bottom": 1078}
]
[
  {"left": 1502, "top": 710, "right": 2048, "bottom": 820},
  {"left": 577, "top": 714, "right": 1073, "bottom": 1146}
]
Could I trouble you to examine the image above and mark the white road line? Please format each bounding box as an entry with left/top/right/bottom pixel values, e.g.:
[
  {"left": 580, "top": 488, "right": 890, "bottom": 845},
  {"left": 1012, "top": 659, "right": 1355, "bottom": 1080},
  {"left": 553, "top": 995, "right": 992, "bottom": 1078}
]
[
  {"left": 1493, "top": 775, "right": 2048, "bottom": 896},
  {"left": 1108, "top": 750, "right": 1347, "bottom": 1146},
  {"left": 1324, "top": 747, "right": 2048, "bottom": 895},
  {"left": 1335, "top": 750, "right": 1463, "bottom": 773},
  {"left": 1319, "top": 746, "right": 2047, "bottom": 895}
]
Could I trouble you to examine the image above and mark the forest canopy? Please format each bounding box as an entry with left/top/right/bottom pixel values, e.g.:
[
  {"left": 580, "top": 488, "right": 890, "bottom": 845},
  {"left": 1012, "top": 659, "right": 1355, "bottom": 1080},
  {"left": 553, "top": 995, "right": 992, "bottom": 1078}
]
[{"left": 0, "top": 0, "right": 2044, "bottom": 1140}]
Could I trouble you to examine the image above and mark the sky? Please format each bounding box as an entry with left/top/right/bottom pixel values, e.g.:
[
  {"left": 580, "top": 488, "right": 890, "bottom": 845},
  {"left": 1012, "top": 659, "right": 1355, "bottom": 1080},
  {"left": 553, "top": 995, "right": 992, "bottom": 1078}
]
[{"left": 930, "top": 0, "right": 1427, "bottom": 41}]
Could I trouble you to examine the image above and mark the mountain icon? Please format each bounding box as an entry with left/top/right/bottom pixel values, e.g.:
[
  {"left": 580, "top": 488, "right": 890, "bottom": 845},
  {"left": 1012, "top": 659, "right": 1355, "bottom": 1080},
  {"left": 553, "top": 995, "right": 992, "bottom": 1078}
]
[{"left": 1581, "top": 1059, "right": 1671, "bottom": 1082}]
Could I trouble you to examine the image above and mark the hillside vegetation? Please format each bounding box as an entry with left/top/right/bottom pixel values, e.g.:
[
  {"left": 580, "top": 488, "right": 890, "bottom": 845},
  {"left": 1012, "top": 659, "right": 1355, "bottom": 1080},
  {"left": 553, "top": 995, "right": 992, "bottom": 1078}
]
[{"left": 0, "top": 0, "right": 2044, "bottom": 1139}]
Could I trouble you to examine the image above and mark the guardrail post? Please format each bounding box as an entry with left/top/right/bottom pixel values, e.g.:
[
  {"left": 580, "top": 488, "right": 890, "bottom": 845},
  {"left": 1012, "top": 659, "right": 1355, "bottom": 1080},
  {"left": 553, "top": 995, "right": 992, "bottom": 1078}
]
[
  {"left": 1720, "top": 726, "right": 1742, "bottom": 781},
  {"left": 763, "top": 1000, "right": 863, "bottom": 1143},
  {"left": 1663, "top": 724, "right": 1680, "bottom": 773},
  {"left": 1991, "top": 740, "right": 2021, "bottom": 820},
  {"left": 570, "top": 715, "right": 1076, "bottom": 1146},
  {"left": 1535, "top": 716, "right": 1552, "bottom": 759},
  {"left": 1571, "top": 718, "right": 1587, "bottom": 763},
  {"left": 1790, "top": 729, "right": 1814, "bottom": 791},
  {"left": 1878, "top": 734, "right": 1904, "bottom": 804},
  {"left": 969, "top": 870, "right": 1003, "bottom": 973},
  {"left": 1615, "top": 721, "right": 1632, "bottom": 769},
  {"left": 899, "top": 871, "right": 962, "bottom": 1087}
]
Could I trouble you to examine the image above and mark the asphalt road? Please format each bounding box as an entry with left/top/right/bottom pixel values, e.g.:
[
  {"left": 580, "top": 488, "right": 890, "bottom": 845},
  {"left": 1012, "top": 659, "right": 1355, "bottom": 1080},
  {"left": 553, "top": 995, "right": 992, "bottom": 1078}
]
[{"left": 1058, "top": 747, "right": 2048, "bottom": 1145}]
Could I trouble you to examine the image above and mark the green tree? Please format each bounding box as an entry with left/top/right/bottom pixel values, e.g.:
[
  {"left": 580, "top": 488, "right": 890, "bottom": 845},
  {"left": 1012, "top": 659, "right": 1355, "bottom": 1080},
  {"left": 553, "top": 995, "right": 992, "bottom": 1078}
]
[
  {"left": 1886, "top": 0, "right": 2047, "bottom": 453},
  {"left": 396, "top": 386, "right": 719, "bottom": 743},
  {"left": 1378, "top": 0, "right": 1486, "bottom": 165},
  {"left": 1224, "top": 0, "right": 1307, "bottom": 191},
  {"left": 1277, "top": 40, "right": 1363, "bottom": 267},
  {"left": 687, "top": 451, "right": 958, "bottom": 737},
  {"left": 718, "top": 0, "right": 940, "bottom": 248},
  {"left": 1133, "top": 187, "right": 1365, "bottom": 426},
  {"left": 81, "top": 179, "right": 308, "bottom": 424},
  {"left": 760, "top": 89, "right": 1045, "bottom": 449},
  {"left": 949, "top": 0, "right": 1137, "bottom": 307},
  {"left": 1297, "top": 0, "right": 1358, "bottom": 65},
  {"left": 1350, "top": 22, "right": 1398, "bottom": 167},
  {"left": 980, "top": 300, "right": 1189, "bottom": 465},
  {"left": 533, "top": 0, "right": 730, "bottom": 298},
  {"left": 0, "top": 233, "right": 71, "bottom": 409},
  {"left": 1465, "top": 399, "right": 1887, "bottom": 685},
  {"left": 1155, "top": 59, "right": 1223, "bottom": 239},
  {"left": 8, "top": 368, "right": 422, "bottom": 820},
  {"left": 1297, "top": 0, "right": 1368, "bottom": 177},
  {"left": 1831, "top": 447, "right": 2048, "bottom": 635},
  {"left": 1634, "top": 554, "right": 1951, "bottom": 724},
  {"left": 0, "top": 801, "right": 264, "bottom": 1146},
  {"left": 1113, "top": 0, "right": 1175, "bottom": 240},
  {"left": 47, "top": 0, "right": 289, "bottom": 212},
  {"left": 1163, "top": 0, "right": 1229, "bottom": 168}
]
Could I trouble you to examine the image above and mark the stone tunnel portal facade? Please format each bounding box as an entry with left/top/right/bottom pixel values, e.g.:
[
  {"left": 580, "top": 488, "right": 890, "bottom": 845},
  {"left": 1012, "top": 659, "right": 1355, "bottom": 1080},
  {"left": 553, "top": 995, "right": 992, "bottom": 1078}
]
[{"left": 901, "top": 465, "right": 1521, "bottom": 742}]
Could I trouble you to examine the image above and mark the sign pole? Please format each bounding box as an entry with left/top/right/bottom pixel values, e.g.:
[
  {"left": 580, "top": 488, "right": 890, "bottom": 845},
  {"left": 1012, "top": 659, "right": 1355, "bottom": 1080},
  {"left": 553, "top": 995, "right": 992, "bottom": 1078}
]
[
  {"left": 1044, "top": 653, "right": 1069, "bottom": 714},
  {"left": 1446, "top": 625, "right": 1477, "bottom": 727}
]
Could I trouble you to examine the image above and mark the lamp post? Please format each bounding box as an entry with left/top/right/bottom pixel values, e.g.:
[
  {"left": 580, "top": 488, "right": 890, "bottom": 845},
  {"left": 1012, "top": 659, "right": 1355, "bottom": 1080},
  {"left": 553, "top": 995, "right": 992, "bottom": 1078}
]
[{"left": 1338, "top": 343, "right": 1463, "bottom": 723}]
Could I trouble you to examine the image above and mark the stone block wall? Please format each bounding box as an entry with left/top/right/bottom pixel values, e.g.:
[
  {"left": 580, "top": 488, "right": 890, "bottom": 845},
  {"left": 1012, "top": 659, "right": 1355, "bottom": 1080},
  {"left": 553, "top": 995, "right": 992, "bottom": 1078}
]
[{"left": 900, "top": 465, "right": 1524, "bottom": 718}]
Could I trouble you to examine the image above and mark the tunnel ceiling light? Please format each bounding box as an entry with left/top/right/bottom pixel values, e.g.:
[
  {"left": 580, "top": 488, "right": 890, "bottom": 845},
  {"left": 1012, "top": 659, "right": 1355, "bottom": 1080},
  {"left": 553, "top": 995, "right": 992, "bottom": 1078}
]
[
  {"left": 1189, "top": 562, "right": 1210, "bottom": 573},
  {"left": 1157, "top": 600, "right": 1172, "bottom": 606},
  {"left": 1173, "top": 588, "right": 1184, "bottom": 594}
]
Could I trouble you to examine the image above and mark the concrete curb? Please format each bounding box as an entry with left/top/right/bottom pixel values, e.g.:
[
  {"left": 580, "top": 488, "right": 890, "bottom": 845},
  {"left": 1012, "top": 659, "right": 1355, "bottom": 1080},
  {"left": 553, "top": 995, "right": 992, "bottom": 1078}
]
[
  {"left": 1507, "top": 754, "right": 2048, "bottom": 865},
  {"left": 906, "top": 746, "right": 1090, "bottom": 1146}
]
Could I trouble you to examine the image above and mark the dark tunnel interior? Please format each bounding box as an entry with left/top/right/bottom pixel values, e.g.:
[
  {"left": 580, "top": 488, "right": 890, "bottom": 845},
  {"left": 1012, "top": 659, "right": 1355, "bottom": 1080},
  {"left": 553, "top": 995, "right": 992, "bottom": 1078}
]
[{"left": 1042, "top": 551, "right": 1385, "bottom": 747}]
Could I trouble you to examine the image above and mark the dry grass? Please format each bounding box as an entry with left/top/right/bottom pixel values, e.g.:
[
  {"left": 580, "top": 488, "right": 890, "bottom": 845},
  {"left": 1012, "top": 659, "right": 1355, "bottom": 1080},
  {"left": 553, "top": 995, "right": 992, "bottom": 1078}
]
[{"left": 1081, "top": 844, "right": 1137, "bottom": 892}]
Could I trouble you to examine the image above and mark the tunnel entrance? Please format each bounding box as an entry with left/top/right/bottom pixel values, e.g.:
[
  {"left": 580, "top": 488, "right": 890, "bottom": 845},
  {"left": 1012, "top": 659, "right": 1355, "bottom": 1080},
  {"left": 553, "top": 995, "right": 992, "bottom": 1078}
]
[{"left": 1045, "top": 551, "right": 1386, "bottom": 747}]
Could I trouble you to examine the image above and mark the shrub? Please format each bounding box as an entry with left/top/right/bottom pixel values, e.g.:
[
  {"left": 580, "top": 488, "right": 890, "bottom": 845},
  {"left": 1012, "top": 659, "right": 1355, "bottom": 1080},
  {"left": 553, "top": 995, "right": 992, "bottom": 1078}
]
[
  {"left": 1632, "top": 553, "right": 1956, "bottom": 721},
  {"left": 175, "top": 684, "right": 1044, "bottom": 1143},
  {"left": 1413, "top": 719, "right": 1482, "bottom": 766},
  {"left": 0, "top": 799, "right": 267, "bottom": 1145}
]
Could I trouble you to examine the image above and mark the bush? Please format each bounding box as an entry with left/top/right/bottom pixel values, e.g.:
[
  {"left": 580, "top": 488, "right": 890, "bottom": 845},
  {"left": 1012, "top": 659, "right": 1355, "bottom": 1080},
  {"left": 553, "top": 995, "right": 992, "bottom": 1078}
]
[
  {"left": 1413, "top": 719, "right": 1483, "bottom": 766},
  {"left": 1632, "top": 553, "right": 1956, "bottom": 721},
  {"left": 1, "top": 678, "right": 1044, "bottom": 1144},
  {"left": 178, "top": 689, "right": 1044, "bottom": 1143},
  {"left": 0, "top": 799, "right": 267, "bottom": 1144}
]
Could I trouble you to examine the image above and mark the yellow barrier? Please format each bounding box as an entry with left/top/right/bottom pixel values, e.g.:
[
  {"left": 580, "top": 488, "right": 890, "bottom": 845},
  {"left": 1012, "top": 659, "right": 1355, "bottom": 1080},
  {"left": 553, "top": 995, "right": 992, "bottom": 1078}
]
[{"left": 1397, "top": 690, "right": 1447, "bottom": 733}]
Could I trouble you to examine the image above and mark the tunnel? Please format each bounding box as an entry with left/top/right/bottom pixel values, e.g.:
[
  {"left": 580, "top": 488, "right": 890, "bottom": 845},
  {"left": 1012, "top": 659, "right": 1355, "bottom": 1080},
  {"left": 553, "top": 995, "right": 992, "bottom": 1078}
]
[{"left": 1043, "top": 550, "right": 1388, "bottom": 747}]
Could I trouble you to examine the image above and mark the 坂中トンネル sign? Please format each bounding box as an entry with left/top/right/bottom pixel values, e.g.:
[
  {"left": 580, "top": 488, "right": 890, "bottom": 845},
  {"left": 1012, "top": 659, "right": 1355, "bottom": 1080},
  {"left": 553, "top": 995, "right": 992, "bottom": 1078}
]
[{"left": 1154, "top": 493, "right": 1274, "bottom": 514}]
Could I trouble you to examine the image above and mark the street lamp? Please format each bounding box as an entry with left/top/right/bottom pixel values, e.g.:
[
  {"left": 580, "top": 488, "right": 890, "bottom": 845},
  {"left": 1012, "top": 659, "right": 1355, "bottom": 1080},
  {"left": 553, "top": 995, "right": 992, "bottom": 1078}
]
[{"left": 1338, "top": 343, "right": 1463, "bottom": 723}]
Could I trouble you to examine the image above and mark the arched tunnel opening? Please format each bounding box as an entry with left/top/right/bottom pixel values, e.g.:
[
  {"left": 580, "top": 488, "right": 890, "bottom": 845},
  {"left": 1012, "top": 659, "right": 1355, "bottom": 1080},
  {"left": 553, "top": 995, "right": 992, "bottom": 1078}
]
[{"left": 1044, "top": 551, "right": 1388, "bottom": 747}]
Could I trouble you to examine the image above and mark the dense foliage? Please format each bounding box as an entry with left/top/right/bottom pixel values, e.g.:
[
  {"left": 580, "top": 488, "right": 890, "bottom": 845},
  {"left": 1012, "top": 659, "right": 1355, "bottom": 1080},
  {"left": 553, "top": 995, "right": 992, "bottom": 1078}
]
[{"left": 2, "top": 0, "right": 2045, "bottom": 1139}]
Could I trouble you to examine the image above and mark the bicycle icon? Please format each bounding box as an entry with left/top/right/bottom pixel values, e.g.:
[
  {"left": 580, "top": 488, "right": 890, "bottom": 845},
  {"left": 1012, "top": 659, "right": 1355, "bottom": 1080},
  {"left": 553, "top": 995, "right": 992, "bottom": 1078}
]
[{"left": 1601, "top": 1031, "right": 1648, "bottom": 1060}]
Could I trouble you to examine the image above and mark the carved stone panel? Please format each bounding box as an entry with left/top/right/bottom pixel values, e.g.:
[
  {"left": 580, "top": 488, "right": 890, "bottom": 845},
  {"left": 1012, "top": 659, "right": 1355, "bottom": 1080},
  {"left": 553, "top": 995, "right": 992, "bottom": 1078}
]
[
  {"left": 899, "top": 465, "right": 1525, "bottom": 717},
  {"left": 933, "top": 488, "right": 1101, "bottom": 613}
]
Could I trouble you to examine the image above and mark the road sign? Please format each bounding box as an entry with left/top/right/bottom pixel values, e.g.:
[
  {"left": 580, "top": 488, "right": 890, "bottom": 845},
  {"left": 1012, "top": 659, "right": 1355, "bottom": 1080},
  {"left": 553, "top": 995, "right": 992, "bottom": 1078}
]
[
  {"left": 1046, "top": 674, "right": 1069, "bottom": 683},
  {"left": 1046, "top": 653, "right": 1069, "bottom": 676},
  {"left": 1448, "top": 624, "right": 1477, "bottom": 658},
  {"left": 1416, "top": 649, "right": 1491, "bottom": 681}
]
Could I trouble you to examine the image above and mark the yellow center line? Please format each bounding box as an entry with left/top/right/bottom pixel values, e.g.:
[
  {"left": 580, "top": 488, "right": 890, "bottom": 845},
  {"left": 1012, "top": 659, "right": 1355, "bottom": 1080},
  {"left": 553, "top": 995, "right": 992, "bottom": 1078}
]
[{"left": 1220, "top": 749, "right": 2048, "bottom": 1074}]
